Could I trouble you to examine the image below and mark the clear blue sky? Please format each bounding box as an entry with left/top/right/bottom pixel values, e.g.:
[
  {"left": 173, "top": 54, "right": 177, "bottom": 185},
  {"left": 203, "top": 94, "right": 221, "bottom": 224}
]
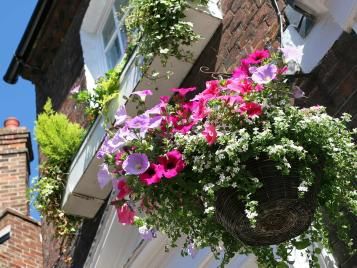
[{"left": 0, "top": 1, "right": 40, "bottom": 220}]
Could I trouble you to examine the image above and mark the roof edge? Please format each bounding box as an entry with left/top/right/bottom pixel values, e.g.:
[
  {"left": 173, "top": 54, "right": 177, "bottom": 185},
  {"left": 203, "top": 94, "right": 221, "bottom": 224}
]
[
  {"left": 3, "top": 0, "right": 54, "bottom": 84},
  {"left": 0, "top": 208, "right": 41, "bottom": 226}
]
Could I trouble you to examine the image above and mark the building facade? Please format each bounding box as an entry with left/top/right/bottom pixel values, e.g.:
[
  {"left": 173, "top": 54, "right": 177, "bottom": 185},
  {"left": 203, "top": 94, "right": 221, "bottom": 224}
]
[
  {"left": 0, "top": 118, "right": 43, "bottom": 268},
  {"left": 4, "top": 0, "right": 356, "bottom": 267}
]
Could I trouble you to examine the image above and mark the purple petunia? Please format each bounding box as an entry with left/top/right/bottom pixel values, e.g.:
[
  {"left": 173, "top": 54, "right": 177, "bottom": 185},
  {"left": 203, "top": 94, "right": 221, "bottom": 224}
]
[
  {"left": 122, "top": 153, "right": 150, "bottom": 175},
  {"left": 292, "top": 86, "right": 305, "bottom": 99},
  {"left": 97, "top": 164, "right": 113, "bottom": 189},
  {"left": 251, "top": 64, "right": 278, "bottom": 84},
  {"left": 138, "top": 226, "right": 156, "bottom": 240},
  {"left": 114, "top": 105, "right": 128, "bottom": 127},
  {"left": 107, "top": 132, "right": 126, "bottom": 152},
  {"left": 280, "top": 45, "right": 303, "bottom": 63},
  {"left": 131, "top": 89, "right": 153, "bottom": 102},
  {"left": 187, "top": 243, "right": 198, "bottom": 258},
  {"left": 126, "top": 114, "right": 150, "bottom": 129}
]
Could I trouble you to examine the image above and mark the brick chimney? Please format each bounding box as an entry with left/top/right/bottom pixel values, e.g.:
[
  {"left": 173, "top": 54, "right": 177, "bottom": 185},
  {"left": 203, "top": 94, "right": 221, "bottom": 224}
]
[{"left": 0, "top": 117, "right": 33, "bottom": 215}]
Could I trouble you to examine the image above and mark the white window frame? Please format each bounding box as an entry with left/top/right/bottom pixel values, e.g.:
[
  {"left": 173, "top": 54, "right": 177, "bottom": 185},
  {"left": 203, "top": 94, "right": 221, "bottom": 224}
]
[
  {"left": 282, "top": 0, "right": 357, "bottom": 73},
  {"left": 80, "top": 0, "right": 128, "bottom": 91},
  {"left": 101, "top": 0, "right": 128, "bottom": 70}
]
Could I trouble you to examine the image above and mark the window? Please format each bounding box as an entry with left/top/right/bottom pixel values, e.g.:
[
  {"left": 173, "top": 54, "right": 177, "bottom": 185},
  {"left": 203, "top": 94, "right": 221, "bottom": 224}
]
[
  {"left": 101, "top": 0, "right": 128, "bottom": 69},
  {"left": 285, "top": 3, "right": 315, "bottom": 38}
]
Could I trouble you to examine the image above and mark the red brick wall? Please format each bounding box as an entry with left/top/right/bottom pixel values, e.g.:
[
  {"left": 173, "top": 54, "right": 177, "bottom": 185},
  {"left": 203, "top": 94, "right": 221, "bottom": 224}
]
[
  {"left": 295, "top": 32, "right": 357, "bottom": 128},
  {"left": 0, "top": 210, "right": 43, "bottom": 268},
  {"left": 0, "top": 128, "right": 32, "bottom": 216},
  {"left": 182, "top": 0, "right": 284, "bottom": 88}
]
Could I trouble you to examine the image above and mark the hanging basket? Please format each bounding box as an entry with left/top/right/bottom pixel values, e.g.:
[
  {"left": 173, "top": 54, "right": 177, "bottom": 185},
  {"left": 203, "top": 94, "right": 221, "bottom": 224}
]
[{"left": 215, "top": 158, "right": 320, "bottom": 246}]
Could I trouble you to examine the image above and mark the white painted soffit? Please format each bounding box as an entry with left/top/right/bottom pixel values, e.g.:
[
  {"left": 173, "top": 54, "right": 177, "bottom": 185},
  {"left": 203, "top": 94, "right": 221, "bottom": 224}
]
[{"left": 62, "top": 5, "right": 222, "bottom": 218}]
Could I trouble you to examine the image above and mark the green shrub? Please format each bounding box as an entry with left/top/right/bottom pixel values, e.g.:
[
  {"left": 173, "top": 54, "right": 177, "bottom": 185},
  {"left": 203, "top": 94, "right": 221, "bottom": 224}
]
[
  {"left": 35, "top": 99, "right": 85, "bottom": 165},
  {"left": 31, "top": 98, "right": 85, "bottom": 237}
]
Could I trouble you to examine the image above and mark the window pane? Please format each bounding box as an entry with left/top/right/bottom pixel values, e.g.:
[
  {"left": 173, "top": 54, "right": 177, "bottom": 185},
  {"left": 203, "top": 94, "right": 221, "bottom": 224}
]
[
  {"left": 102, "top": 10, "right": 116, "bottom": 47},
  {"left": 114, "top": 0, "right": 128, "bottom": 14},
  {"left": 119, "top": 25, "right": 127, "bottom": 51},
  {"left": 105, "top": 37, "right": 122, "bottom": 69}
]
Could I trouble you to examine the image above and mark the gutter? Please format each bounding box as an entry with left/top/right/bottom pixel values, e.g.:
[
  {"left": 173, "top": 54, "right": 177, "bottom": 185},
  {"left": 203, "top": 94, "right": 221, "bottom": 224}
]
[{"left": 3, "top": 0, "right": 53, "bottom": 84}]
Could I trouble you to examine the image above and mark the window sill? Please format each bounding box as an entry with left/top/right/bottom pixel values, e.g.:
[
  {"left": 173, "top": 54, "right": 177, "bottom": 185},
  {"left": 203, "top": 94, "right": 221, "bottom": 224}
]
[{"left": 62, "top": 4, "right": 222, "bottom": 218}]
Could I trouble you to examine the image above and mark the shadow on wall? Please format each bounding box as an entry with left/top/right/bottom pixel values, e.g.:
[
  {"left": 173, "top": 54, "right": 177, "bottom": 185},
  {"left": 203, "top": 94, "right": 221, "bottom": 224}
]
[{"left": 181, "top": 24, "right": 223, "bottom": 92}]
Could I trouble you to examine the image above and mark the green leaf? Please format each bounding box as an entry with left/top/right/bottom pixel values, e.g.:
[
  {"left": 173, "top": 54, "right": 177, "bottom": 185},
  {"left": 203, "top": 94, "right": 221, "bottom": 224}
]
[
  {"left": 276, "top": 262, "right": 289, "bottom": 268},
  {"left": 314, "top": 248, "right": 322, "bottom": 254},
  {"left": 294, "top": 239, "right": 311, "bottom": 250}
]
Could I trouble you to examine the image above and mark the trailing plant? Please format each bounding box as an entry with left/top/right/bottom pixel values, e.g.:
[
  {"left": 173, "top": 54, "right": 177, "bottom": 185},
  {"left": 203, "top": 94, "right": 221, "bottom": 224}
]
[
  {"left": 126, "top": 0, "right": 208, "bottom": 75},
  {"left": 71, "top": 55, "right": 131, "bottom": 121},
  {"left": 96, "top": 48, "right": 356, "bottom": 267},
  {"left": 72, "top": 0, "right": 210, "bottom": 119},
  {"left": 31, "top": 99, "right": 85, "bottom": 237}
]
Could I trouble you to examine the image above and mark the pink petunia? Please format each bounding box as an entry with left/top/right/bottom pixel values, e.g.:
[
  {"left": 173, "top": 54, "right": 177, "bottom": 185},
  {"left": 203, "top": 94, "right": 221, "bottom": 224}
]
[
  {"left": 139, "top": 163, "right": 164, "bottom": 185},
  {"left": 232, "top": 59, "right": 250, "bottom": 79},
  {"left": 202, "top": 124, "right": 218, "bottom": 145},
  {"left": 238, "top": 102, "right": 263, "bottom": 118},
  {"left": 227, "top": 79, "right": 253, "bottom": 94},
  {"left": 193, "top": 80, "right": 219, "bottom": 101},
  {"left": 246, "top": 50, "right": 270, "bottom": 64},
  {"left": 158, "top": 150, "right": 185, "bottom": 179},
  {"left": 171, "top": 87, "right": 196, "bottom": 97},
  {"left": 117, "top": 179, "right": 132, "bottom": 200},
  {"left": 117, "top": 203, "right": 135, "bottom": 225}
]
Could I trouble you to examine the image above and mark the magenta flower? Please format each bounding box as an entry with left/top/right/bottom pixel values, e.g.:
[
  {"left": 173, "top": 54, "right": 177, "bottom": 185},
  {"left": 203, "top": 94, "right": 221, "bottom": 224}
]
[
  {"left": 123, "top": 153, "right": 150, "bottom": 175},
  {"left": 116, "top": 179, "right": 132, "bottom": 200},
  {"left": 126, "top": 114, "right": 150, "bottom": 129},
  {"left": 97, "top": 164, "right": 113, "bottom": 189},
  {"left": 193, "top": 80, "right": 219, "bottom": 102},
  {"left": 280, "top": 46, "right": 303, "bottom": 63},
  {"left": 246, "top": 49, "right": 270, "bottom": 64},
  {"left": 251, "top": 64, "right": 278, "bottom": 84},
  {"left": 202, "top": 124, "right": 218, "bottom": 145},
  {"left": 238, "top": 102, "right": 263, "bottom": 118},
  {"left": 139, "top": 163, "right": 164, "bottom": 185},
  {"left": 232, "top": 59, "right": 250, "bottom": 79},
  {"left": 191, "top": 99, "right": 209, "bottom": 121},
  {"left": 171, "top": 87, "right": 196, "bottom": 97},
  {"left": 114, "top": 105, "right": 127, "bottom": 127},
  {"left": 159, "top": 96, "right": 170, "bottom": 107},
  {"left": 117, "top": 203, "right": 135, "bottom": 225},
  {"left": 131, "top": 89, "right": 153, "bottom": 101},
  {"left": 227, "top": 79, "right": 253, "bottom": 94},
  {"left": 158, "top": 150, "right": 185, "bottom": 179},
  {"left": 169, "top": 115, "right": 195, "bottom": 134}
]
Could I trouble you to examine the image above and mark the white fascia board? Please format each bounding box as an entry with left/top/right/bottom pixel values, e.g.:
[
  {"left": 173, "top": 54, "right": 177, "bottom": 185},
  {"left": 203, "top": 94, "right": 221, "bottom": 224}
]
[
  {"left": 62, "top": 5, "right": 222, "bottom": 218},
  {"left": 282, "top": 13, "right": 343, "bottom": 73}
]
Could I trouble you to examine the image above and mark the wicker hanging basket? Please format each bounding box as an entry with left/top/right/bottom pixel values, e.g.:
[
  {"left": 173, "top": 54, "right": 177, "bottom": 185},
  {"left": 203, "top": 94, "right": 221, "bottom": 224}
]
[{"left": 215, "top": 158, "right": 320, "bottom": 246}]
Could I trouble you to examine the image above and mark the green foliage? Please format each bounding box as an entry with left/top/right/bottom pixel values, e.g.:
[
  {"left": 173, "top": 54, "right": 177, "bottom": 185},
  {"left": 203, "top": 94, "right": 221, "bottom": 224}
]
[
  {"left": 35, "top": 99, "right": 85, "bottom": 165},
  {"left": 72, "top": 0, "right": 209, "bottom": 118},
  {"left": 126, "top": 0, "right": 209, "bottom": 75},
  {"left": 31, "top": 99, "right": 85, "bottom": 237},
  {"left": 71, "top": 57, "right": 129, "bottom": 121}
]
